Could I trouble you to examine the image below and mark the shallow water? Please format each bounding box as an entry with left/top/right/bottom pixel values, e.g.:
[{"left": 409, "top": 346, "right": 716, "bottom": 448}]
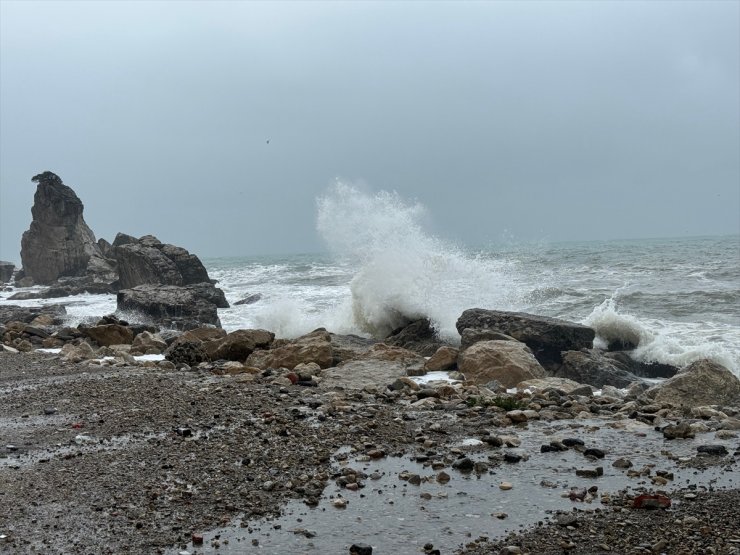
[{"left": 168, "top": 418, "right": 738, "bottom": 555}]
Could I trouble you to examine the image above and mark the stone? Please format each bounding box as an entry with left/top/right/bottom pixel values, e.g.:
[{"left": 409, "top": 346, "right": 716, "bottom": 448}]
[
  {"left": 647, "top": 359, "right": 740, "bottom": 408},
  {"left": 0, "top": 261, "right": 14, "bottom": 283},
  {"left": 350, "top": 544, "right": 372, "bottom": 555},
  {"left": 576, "top": 467, "right": 603, "bottom": 478},
  {"left": 117, "top": 283, "right": 227, "bottom": 329},
  {"left": 79, "top": 324, "right": 134, "bottom": 347},
  {"left": 499, "top": 481, "right": 513, "bottom": 490},
  {"left": 456, "top": 309, "right": 595, "bottom": 363},
  {"left": 130, "top": 331, "right": 168, "bottom": 355},
  {"left": 0, "top": 305, "right": 66, "bottom": 325},
  {"left": 424, "top": 345, "right": 459, "bottom": 371},
  {"left": 165, "top": 341, "right": 211, "bottom": 366},
  {"left": 247, "top": 329, "right": 333, "bottom": 370},
  {"left": 458, "top": 340, "right": 546, "bottom": 387},
  {"left": 234, "top": 293, "right": 262, "bottom": 305},
  {"left": 20, "top": 172, "right": 109, "bottom": 284},
  {"left": 555, "top": 350, "right": 641, "bottom": 388},
  {"left": 696, "top": 445, "right": 728, "bottom": 456},
  {"left": 460, "top": 327, "right": 518, "bottom": 350},
  {"left": 61, "top": 341, "right": 96, "bottom": 362},
  {"left": 384, "top": 318, "right": 445, "bottom": 356},
  {"left": 208, "top": 329, "right": 275, "bottom": 361},
  {"left": 583, "top": 448, "right": 606, "bottom": 459},
  {"left": 112, "top": 234, "right": 211, "bottom": 289},
  {"left": 662, "top": 422, "right": 695, "bottom": 440},
  {"left": 328, "top": 333, "right": 377, "bottom": 364},
  {"left": 452, "top": 457, "right": 475, "bottom": 471},
  {"left": 515, "top": 377, "right": 586, "bottom": 393}
]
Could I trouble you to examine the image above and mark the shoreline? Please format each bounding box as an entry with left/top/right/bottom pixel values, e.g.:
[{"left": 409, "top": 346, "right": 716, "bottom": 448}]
[{"left": 1, "top": 351, "right": 738, "bottom": 554}]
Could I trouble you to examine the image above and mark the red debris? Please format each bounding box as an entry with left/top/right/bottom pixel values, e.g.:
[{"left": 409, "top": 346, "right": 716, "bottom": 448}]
[
  {"left": 71, "top": 422, "right": 84, "bottom": 429},
  {"left": 192, "top": 533, "right": 204, "bottom": 545},
  {"left": 633, "top": 494, "right": 671, "bottom": 509},
  {"left": 286, "top": 372, "right": 299, "bottom": 384}
]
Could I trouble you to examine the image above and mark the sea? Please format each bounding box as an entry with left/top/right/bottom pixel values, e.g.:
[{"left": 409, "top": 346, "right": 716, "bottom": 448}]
[{"left": 1, "top": 185, "right": 738, "bottom": 377}]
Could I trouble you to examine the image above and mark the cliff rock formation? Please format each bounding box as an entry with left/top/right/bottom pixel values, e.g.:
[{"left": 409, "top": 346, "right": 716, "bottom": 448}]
[{"left": 20, "top": 172, "right": 103, "bottom": 284}]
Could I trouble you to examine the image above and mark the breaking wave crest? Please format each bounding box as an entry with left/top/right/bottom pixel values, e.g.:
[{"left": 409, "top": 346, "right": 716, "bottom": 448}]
[{"left": 316, "top": 181, "right": 516, "bottom": 339}]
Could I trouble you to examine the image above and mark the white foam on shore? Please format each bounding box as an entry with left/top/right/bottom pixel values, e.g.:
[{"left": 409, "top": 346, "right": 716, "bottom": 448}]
[{"left": 410, "top": 371, "right": 459, "bottom": 385}]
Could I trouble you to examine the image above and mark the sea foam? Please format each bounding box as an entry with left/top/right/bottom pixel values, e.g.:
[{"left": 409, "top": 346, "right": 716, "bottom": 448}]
[{"left": 316, "top": 181, "right": 517, "bottom": 339}]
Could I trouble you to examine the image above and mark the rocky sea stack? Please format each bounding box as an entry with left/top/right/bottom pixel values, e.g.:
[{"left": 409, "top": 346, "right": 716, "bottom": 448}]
[{"left": 19, "top": 171, "right": 105, "bottom": 285}]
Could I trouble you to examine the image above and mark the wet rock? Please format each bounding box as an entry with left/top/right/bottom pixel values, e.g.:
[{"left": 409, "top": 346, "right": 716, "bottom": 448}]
[
  {"left": 452, "top": 457, "right": 475, "bottom": 472},
  {"left": 632, "top": 494, "right": 671, "bottom": 509},
  {"left": 612, "top": 458, "right": 633, "bottom": 469},
  {"left": 117, "top": 283, "right": 227, "bottom": 329},
  {"left": 79, "top": 323, "right": 134, "bottom": 346},
  {"left": 662, "top": 421, "right": 695, "bottom": 440},
  {"left": 130, "top": 331, "right": 168, "bottom": 355},
  {"left": 499, "top": 481, "right": 513, "bottom": 490},
  {"left": 556, "top": 350, "right": 641, "bottom": 388},
  {"left": 583, "top": 448, "right": 606, "bottom": 459},
  {"left": 647, "top": 359, "right": 740, "bottom": 408},
  {"left": 561, "top": 438, "right": 585, "bottom": 447},
  {"left": 424, "top": 345, "right": 459, "bottom": 371},
  {"left": 234, "top": 293, "right": 262, "bottom": 305},
  {"left": 209, "top": 329, "right": 275, "bottom": 361},
  {"left": 458, "top": 340, "right": 546, "bottom": 387},
  {"left": 165, "top": 341, "right": 211, "bottom": 366},
  {"left": 460, "top": 328, "right": 517, "bottom": 350},
  {"left": 384, "top": 318, "right": 445, "bottom": 356},
  {"left": 575, "top": 467, "right": 603, "bottom": 478},
  {"left": 246, "top": 329, "right": 333, "bottom": 370},
  {"left": 456, "top": 309, "right": 595, "bottom": 364},
  {"left": 350, "top": 544, "right": 372, "bottom": 555},
  {"left": 696, "top": 445, "right": 728, "bottom": 456},
  {"left": 0, "top": 261, "right": 14, "bottom": 283}
]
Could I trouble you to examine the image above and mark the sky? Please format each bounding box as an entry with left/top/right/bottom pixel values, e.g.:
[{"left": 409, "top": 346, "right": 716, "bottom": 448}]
[{"left": 0, "top": 0, "right": 738, "bottom": 263}]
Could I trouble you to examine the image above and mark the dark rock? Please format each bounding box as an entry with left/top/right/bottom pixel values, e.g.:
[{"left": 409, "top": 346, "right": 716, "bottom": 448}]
[
  {"left": 460, "top": 328, "right": 517, "bottom": 350},
  {"left": 21, "top": 172, "right": 111, "bottom": 284},
  {"left": 234, "top": 293, "right": 263, "bottom": 305},
  {"left": 112, "top": 233, "right": 211, "bottom": 289},
  {"left": 604, "top": 352, "right": 678, "bottom": 379},
  {"left": 165, "top": 341, "right": 211, "bottom": 366},
  {"left": 0, "top": 261, "right": 14, "bottom": 283},
  {"left": 384, "top": 318, "right": 445, "bottom": 356},
  {"left": 350, "top": 543, "right": 372, "bottom": 555},
  {"left": 504, "top": 452, "right": 523, "bottom": 463},
  {"left": 555, "top": 350, "right": 641, "bottom": 388},
  {"left": 452, "top": 457, "right": 475, "bottom": 472},
  {"left": 456, "top": 309, "right": 595, "bottom": 364},
  {"left": 329, "top": 333, "right": 377, "bottom": 365},
  {"left": 575, "top": 467, "right": 603, "bottom": 478},
  {"left": 0, "top": 305, "right": 66, "bottom": 325},
  {"left": 117, "top": 283, "right": 227, "bottom": 329},
  {"left": 562, "top": 438, "right": 585, "bottom": 447},
  {"left": 79, "top": 324, "right": 134, "bottom": 346},
  {"left": 583, "top": 448, "right": 606, "bottom": 459},
  {"left": 696, "top": 445, "right": 728, "bottom": 456},
  {"left": 662, "top": 422, "right": 695, "bottom": 440}
]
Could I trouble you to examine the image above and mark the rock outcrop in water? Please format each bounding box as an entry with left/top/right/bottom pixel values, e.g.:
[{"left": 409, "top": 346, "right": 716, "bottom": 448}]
[
  {"left": 456, "top": 309, "right": 595, "bottom": 365},
  {"left": 20, "top": 172, "right": 110, "bottom": 285},
  {"left": 112, "top": 233, "right": 211, "bottom": 289},
  {"left": 0, "top": 261, "right": 14, "bottom": 283}
]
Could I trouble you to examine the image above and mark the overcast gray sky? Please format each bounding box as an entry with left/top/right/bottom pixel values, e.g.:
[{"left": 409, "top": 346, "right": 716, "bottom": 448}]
[{"left": 1, "top": 0, "right": 738, "bottom": 263}]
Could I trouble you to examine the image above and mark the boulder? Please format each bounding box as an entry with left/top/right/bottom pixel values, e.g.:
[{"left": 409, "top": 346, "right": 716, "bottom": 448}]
[
  {"left": 328, "top": 333, "right": 377, "bottom": 365},
  {"left": 165, "top": 340, "right": 210, "bottom": 366},
  {"left": 603, "top": 352, "right": 678, "bottom": 379},
  {"left": 246, "top": 329, "right": 333, "bottom": 370},
  {"left": 424, "top": 346, "right": 459, "bottom": 372},
  {"left": 234, "top": 293, "right": 263, "bottom": 305},
  {"left": 384, "top": 318, "right": 445, "bottom": 356},
  {"left": 0, "top": 304, "right": 66, "bottom": 325},
  {"left": 647, "top": 359, "right": 740, "bottom": 408},
  {"left": 516, "top": 377, "right": 589, "bottom": 394},
  {"left": 113, "top": 233, "right": 210, "bottom": 289},
  {"left": 555, "top": 350, "right": 641, "bottom": 388},
  {"left": 456, "top": 309, "right": 595, "bottom": 364},
  {"left": 0, "top": 261, "right": 14, "bottom": 283},
  {"left": 79, "top": 324, "right": 134, "bottom": 347},
  {"left": 130, "top": 331, "right": 168, "bottom": 355},
  {"left": 458, "top": 340, "right": 547, "bottom": 387},
  {"left": 320, "top": 359, "right": 411, "bottom": 391},
  {"left": 208, "top": 329, "right": 275, "bottom": 361},
  {"left": 116, "top": 283, "right": 227, "bottom": 329},
  {"left": 460, "top": 328, "right": 517, "bottom": 350},
  {"left": 20, "top": 172, "right": 109, "bottom": 284}
]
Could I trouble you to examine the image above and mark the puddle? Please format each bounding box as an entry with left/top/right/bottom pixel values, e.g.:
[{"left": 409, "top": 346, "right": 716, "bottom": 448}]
[{"left": 167, "top": 419, "right": 738, "bottom": 555}]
